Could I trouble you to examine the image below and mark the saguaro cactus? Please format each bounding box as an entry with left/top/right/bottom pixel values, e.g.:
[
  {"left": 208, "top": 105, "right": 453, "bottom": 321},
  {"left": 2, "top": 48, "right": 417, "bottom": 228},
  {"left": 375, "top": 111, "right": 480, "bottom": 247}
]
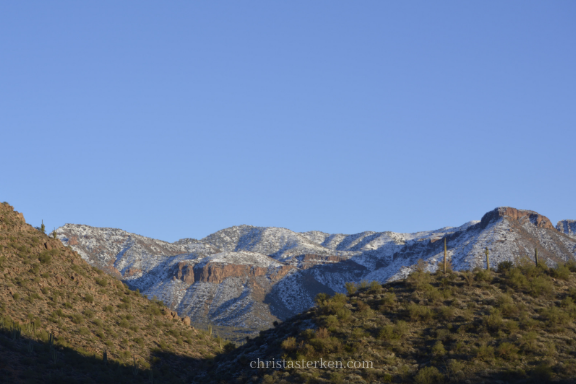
[
  {"left": 535, "top": 248, "right": 539, "bottom": 266},
  {"left": 484, "top": 247, "right": 490, "bottom": 271},
  {"left": 443, "top": 238, "right": 447, "bottom": 274}
]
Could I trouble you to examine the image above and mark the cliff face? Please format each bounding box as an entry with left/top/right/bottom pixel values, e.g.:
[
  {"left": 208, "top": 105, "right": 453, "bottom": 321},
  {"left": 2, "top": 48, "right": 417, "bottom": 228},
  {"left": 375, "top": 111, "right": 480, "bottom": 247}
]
[
  {"left": 480, "top": 207, "right": 555, "bottom": 230},
  {"left": 57, "top": 206, "right": 576, "bottom": 336},
  {"left": 557, "top": 220, "right": 576, "bottom": 238}
]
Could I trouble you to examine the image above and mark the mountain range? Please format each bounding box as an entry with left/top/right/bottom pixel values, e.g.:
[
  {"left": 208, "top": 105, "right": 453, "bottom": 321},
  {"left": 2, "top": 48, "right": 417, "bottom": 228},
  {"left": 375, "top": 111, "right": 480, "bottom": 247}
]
[{"left": 56, "top": 207, "right": 576, "bottom": 337}]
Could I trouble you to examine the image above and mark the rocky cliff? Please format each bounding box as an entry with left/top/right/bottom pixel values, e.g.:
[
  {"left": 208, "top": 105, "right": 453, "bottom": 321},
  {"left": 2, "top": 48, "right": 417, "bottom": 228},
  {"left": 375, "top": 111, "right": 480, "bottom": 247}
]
[{"left": 557, "top": 219, "right": 576, "bottom": 238}]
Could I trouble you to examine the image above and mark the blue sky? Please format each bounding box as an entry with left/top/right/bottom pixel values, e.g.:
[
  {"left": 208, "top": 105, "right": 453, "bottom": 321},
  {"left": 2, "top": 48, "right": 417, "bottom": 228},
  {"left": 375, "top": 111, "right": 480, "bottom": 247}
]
[{"left": 1, "top": 2, "right": 574, "bottom": 242}]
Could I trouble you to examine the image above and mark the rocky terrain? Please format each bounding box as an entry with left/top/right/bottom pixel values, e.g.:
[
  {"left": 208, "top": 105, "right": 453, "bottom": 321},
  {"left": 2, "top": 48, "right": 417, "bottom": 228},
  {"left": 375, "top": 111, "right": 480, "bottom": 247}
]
[{"left": 56, "top": 207, "right": 576, "bottom": 338}]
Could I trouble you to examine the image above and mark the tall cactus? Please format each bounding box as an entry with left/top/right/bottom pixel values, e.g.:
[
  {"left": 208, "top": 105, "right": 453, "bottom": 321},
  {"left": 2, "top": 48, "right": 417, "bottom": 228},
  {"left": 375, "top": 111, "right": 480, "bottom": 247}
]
[
  {"left": 535, "top": 248, "right": 539, "bottom": 266},
  {"left": 443, "top": 238, "right": 447, "bottom": 274},
  {"left": 484, "top": 247, "right": 490, "bottom": 271},
  {"left": 103, "top": 349, "right": 108, "bottom": 365}
]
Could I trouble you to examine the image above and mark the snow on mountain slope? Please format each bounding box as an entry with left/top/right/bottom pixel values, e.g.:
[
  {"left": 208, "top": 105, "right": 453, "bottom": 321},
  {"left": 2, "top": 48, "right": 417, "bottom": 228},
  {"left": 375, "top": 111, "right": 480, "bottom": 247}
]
[{"left": 57, "top": 207, "right": 576, "bottom": 336}]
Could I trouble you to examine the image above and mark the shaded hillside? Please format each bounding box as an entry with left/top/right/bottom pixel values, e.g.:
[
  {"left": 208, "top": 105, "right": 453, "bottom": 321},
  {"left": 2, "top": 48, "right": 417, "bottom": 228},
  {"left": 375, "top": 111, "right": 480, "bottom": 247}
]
[
  {"left": 205, "top": 262, "right": 576, "bottom": 383},
  {"left": 0, "top": 203, "right": 221, "bottom": 383},
  {"left": 56, "top": 207, "right": 576, "bottom": 338}
]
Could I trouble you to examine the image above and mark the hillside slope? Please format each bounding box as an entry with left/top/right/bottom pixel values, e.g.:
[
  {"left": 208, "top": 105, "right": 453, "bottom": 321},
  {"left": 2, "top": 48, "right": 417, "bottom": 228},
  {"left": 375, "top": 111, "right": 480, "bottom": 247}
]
[
  {"left": 205, "top": 262, "right": 576, "bottom": 383},
  {"left": 0, "top": 203, "right": 221, "bottom": 383}
]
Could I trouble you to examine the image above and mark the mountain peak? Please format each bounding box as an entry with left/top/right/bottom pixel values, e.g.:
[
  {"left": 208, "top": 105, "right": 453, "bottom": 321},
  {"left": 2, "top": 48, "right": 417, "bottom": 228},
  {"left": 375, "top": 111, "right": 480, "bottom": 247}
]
[{"left": 480, "top": 206, "right": 554, "bottom": 230}]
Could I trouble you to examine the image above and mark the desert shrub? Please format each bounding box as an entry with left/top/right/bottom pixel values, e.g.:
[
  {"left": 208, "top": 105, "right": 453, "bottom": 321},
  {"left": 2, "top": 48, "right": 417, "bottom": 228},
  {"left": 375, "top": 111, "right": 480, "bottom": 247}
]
[
  {"left": 324, "top": 315, "right": 339, "bottom": 328},
  {"left": 431, "top": 341, "right": 446, "bottom": 357},
  {"left": 497, "top": 342, "right": 519, "bottom": 360},
  {"left": 369, "top": 281, "right": 382, "bottom": 293},
  {"left": 407, "top": 303, "right": 433, "bottom": 322},
  {"left": 78, "top": 327, "right": 89, "bottom": 335},
  {"left": 281, "top": 337, "right": 297, "bottom": 352},
  {"left": 462, "top": 271, "right": 474, "bottom": 286},
  {"left": 475, "top": 269, "right": 492, "bottom": 282},
  {"left": 550, "top": 264, "right": 571, "bottom": 280},
  {"left": 118, "top": 319, "right": 130, "bottom": 328},
  {"left": 566, "top": 260, "right": 576, "bottom": 272},
  {"left": 409, "top": 271, "right": 432, "bottom": 291},
  {"left": 95, "top": 278, "right": 107, "bottom": 287},
  {"left": 520, "top": 331, "right": 538, "bottom": 352},
  {"left": 103, "top": 305, "right": 114, "bottom": 313},
  {"left": 84, "top": 294, "right": 94, "bottom": 304},
  {"left": 437, "top": 306, "right": 455, "bottom": 321},
  {"left": 422, "top": 285, "right": 442, "bottom": 303},
  {"left": 83, "top": 309, "right": 94, "bottom": 318},
  {"left": 345, "top": 282, "right": 357, "bottom": 295},
  {"left": 414, "top": 366, "right": 444, "bottom": 384},
  {"left": 379, "top": 321, "right": 407, "bottom": 340},
  {"left": 71, "top": 314, "right": 84, "bottom": 324},
  {"left": 507, "top": 268, "right": 528, "bottom": 290},
  {"left": 332, "top": 293, "right": 347, "bottom": 303},
  {"left": 498, "top": 261, "right": 514, "bottom": 273},
  {"left": 529, "top": 276, "right": 554, "bottom": 297},
  {"left": 483, "top": 309, "right": 504, "bottom": 332},
  {"left": 38, "top": 253, "right": 51, "bottom": 264},
  {"left": 541, "top": 306, "right": 570, "bottom": 326},
  {"left": 475, "top": 343, "right": 495, "bottom": 361},
  {"left": 380, "top": 292, "right": 397, "bottom": 309},
  {"left": 335, "top": 308, "right": 352, "bottom": 321}
]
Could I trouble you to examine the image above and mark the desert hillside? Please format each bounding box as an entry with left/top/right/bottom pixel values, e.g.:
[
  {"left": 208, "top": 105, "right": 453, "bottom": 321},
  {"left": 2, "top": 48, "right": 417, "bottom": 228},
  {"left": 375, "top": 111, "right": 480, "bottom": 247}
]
[{"left": 0, "top": 202, "right": 223, "bottom": 384}]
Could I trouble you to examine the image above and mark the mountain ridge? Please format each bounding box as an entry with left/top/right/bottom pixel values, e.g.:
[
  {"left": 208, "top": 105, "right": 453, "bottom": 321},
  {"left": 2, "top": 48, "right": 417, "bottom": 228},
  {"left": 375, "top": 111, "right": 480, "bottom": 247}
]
[{"left": 56, "top": 206, "right": 576, "bottom": 337}]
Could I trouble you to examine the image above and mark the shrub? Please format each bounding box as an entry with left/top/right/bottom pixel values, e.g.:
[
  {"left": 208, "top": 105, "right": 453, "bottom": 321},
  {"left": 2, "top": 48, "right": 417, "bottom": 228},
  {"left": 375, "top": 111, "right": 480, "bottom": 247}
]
[
  {"left": 475, "top": 343, "right": 495, "bottom": 361},
  {"left": 95, "top": 278, "right": 107, "bottom": 287},
  {"left": 83, "top": 309, "right": 94, "bottom": 318},
  {"left": 507, "top": 269, "right": 528, "bottom": 290},
  {"left": 281, "top": 337, "right": 297, "bottom": 352},
  {"left": 498, "top": 261, "right": 514, "bottom": 273},
  {"left": 529, "top": 276, "right": 554, "bottom": 297},
  {"left": 71, "top": 314, "right": 84, "bottom": 324},
  {"left": 437, "top": 306, "right": 455, "bottom": 321},
  {"left": 314, "top": 293, "right": 330, "bottom": 305},
  {"left": 84, "top": 294, "right": 94, "bottom": 304},
  {"left": 475, "top": 269, "right": 492, "bottom": 282},
  {"left": 369, "top": 281, "right": 382, "bottom": 293},
  {"left": 379, "top": 293, "right": 397, "bottom": 309},
  {"left": 345, "top": 282, "right": 357, "bottom": 295},
  {"left": 414, "top": 366, "right": 444, "bottom": 384},
  {"left": 335, "top": 308, "right": 352, "bottom": 321},
  {"left": 497, "top": 342, "right": 519, "bottom": 360},
  {"left": 119, "top": 319, "right": 130, "bottom": 328},
  {"left": 38, "top": 253, "right": 51, "bottom": 264},
  {"left": 407, "top": 303, "right": 433, "bottom": 322},
  {"left": 541, "top": 306, "right": 570, "bottom": 326},
  {"left": 431, "top": 341, "right": 446, "bottom": 357},
  {"left": 550, "top": 265, "right": 571, "bottom": 280},
  {"left": 483, "top": 310, "right": 504, "bottom": 332},
  {"left": 324, "top": 315, "right": 338, "bottom": 328}
]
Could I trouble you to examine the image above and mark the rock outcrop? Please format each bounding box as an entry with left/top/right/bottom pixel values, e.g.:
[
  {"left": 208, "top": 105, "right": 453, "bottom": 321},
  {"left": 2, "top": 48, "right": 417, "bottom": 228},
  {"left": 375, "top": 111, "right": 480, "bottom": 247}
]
[
  {"left": 557, "top": 220, "right": 576, "bottom": 238},
  {"left": 480, "top": 207, "right": 555, "bottom": 230}
]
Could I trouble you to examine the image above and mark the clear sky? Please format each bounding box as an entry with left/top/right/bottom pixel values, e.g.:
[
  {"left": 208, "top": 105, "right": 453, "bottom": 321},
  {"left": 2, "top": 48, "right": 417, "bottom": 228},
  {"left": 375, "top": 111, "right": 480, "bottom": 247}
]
[{"left": 1, "top": 2, "right": 574, "bottom": 242}]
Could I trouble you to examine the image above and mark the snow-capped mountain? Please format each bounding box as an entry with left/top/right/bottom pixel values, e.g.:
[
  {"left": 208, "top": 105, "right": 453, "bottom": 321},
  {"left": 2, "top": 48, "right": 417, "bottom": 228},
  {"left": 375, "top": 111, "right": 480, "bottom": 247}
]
[{"left": 56, "top": 207, "right": 576, "bottom": 336}]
